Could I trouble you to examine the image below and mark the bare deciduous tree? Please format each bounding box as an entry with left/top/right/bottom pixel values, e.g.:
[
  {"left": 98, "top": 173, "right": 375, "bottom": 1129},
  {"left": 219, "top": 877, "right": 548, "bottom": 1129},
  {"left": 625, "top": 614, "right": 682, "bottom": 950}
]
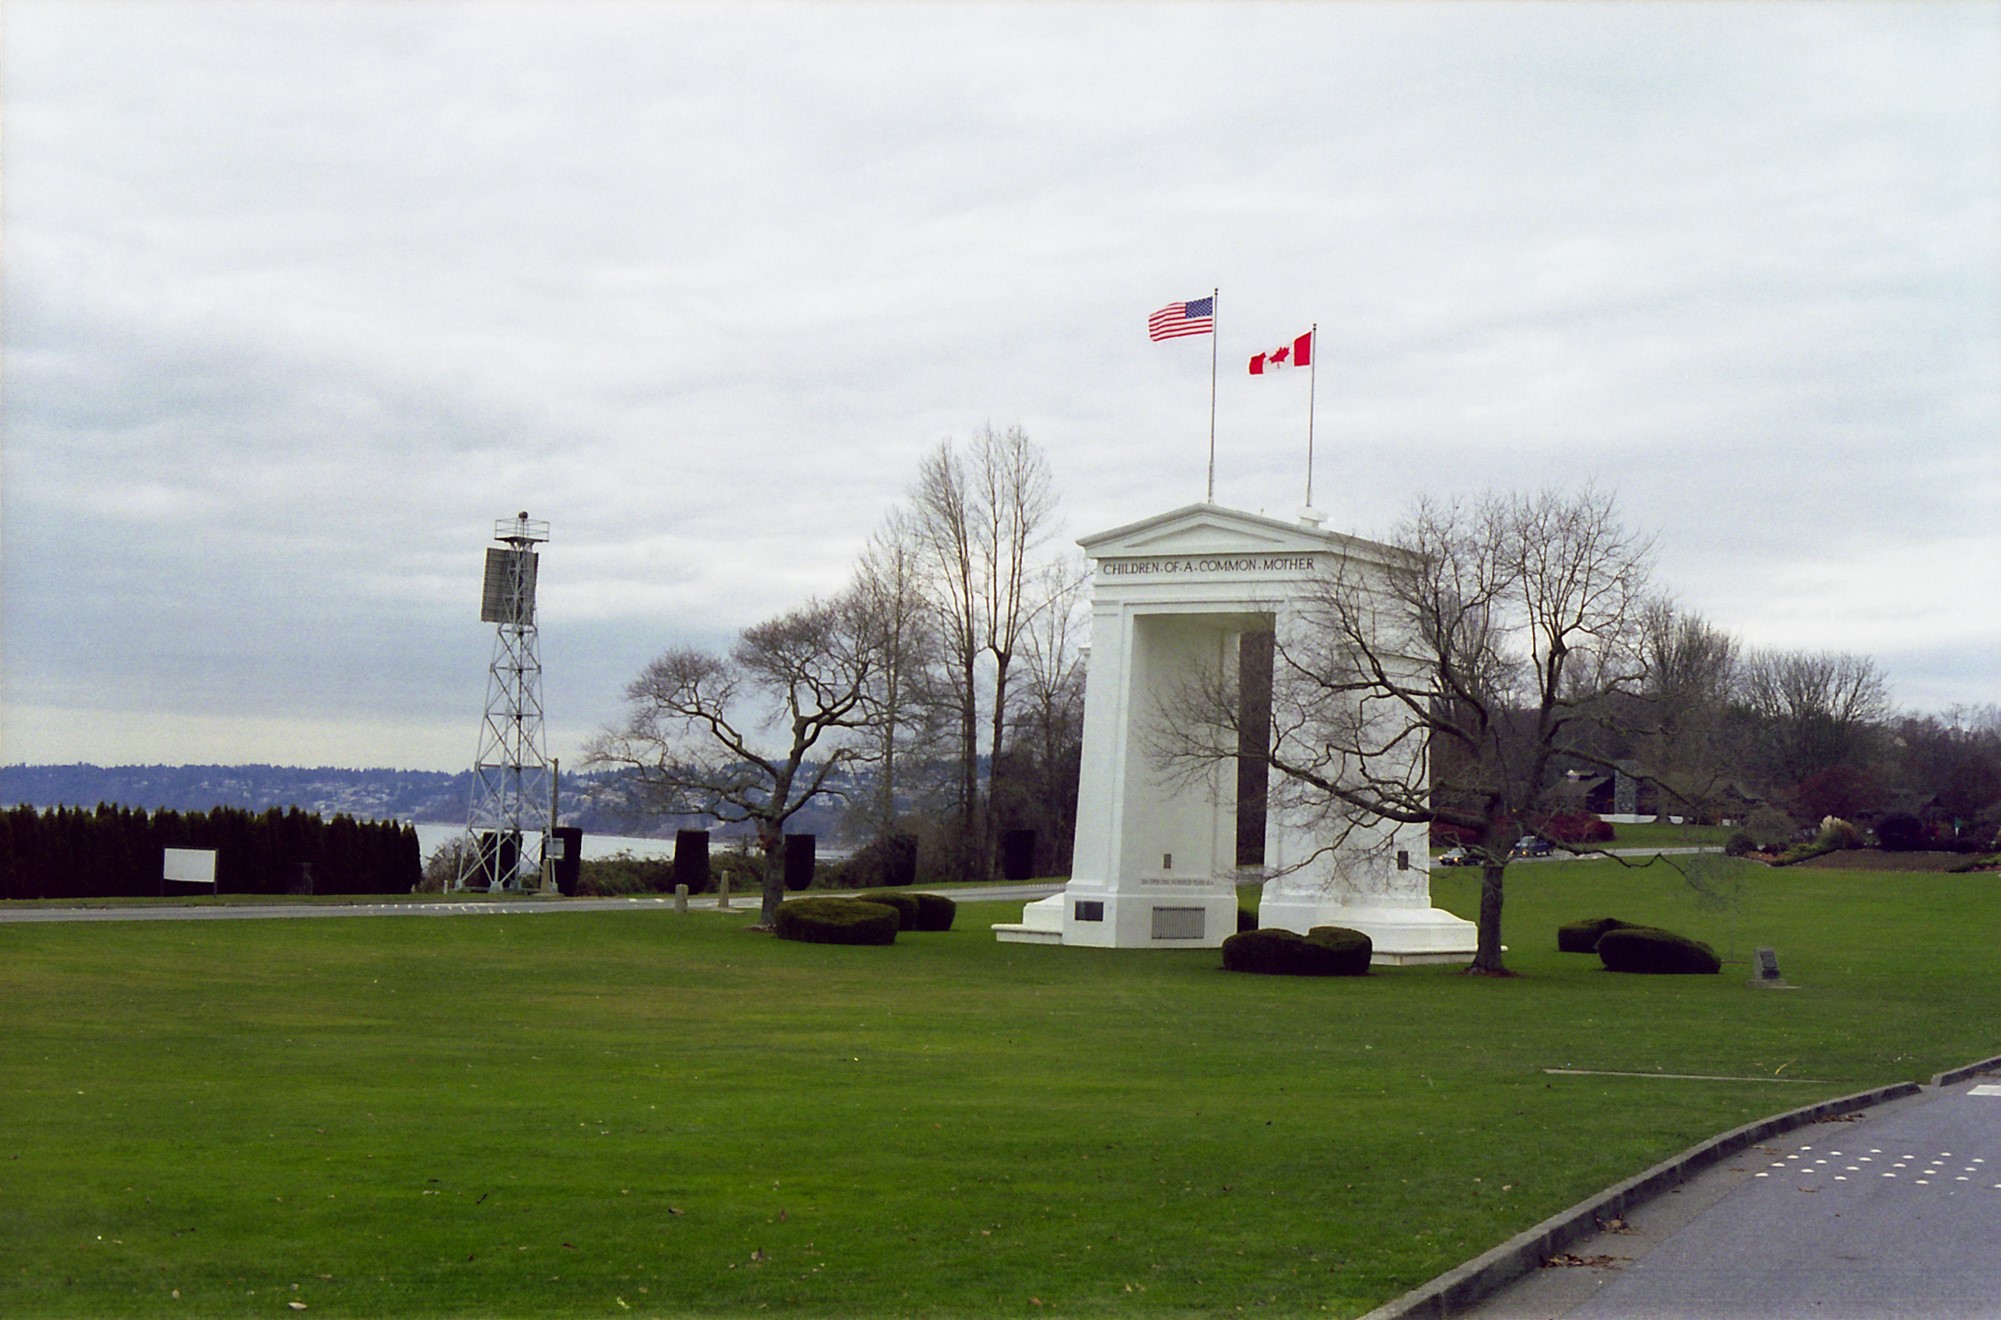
[
  {"left": 852, "top": 511, "right": 936, "bottom": 837},
  {"left": 972, "top": 424, "right": 1058, "bottom": 876},
  {"left": 999, "top": 554, "right": 1090, "bottom": 875},
  {"left": 1633, "top": 600, "right": 1743, "bottom": 818},
  {"left": 1736, "top": 648, "right": 1889, "bottom": 790},
  {"left": 910, "top": 440, "right": 985, "bottom": 876},
  {"left": 586, "top": 593, "right": 881, "bottom": 925},
  {"left": 907, "top": 424, "right": 1060, "bottom": 879},
  {"left": 1156, "top": 486, "right": 1655, "bottom": 975}
]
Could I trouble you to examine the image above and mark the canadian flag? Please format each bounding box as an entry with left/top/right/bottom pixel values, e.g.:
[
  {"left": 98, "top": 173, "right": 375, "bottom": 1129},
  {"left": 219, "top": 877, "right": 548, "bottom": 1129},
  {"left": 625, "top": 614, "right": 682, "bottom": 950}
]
[{"left": 1249, "top": 330, "right": 1313, "bottom": 375}]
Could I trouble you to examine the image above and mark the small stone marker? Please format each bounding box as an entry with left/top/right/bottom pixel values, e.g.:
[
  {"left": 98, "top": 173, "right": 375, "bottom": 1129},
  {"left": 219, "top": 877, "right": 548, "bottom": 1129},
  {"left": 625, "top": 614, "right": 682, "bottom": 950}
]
[
  {"left": 717, "top": 876, "right": 730, "bottom": 910},
  {"left": 674, "top": 883, "right": 688, "bottom": 914},
  {"left": 1749, "top": 946, "right": 1793, "bottom": 989}
]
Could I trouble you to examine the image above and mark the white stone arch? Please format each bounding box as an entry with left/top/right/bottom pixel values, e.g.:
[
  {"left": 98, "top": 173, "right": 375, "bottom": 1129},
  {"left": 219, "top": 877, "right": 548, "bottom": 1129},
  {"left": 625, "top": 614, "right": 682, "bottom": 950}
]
[{"left": 993, "top": 502, "right": 1477, "bottom": 964}]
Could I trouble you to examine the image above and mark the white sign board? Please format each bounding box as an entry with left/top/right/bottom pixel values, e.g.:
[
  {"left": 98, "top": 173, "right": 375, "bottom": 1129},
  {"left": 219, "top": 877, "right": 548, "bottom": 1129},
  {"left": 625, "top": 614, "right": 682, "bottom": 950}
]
[{"left": 162, "top": 848, "right": 218, "bottom": 885}]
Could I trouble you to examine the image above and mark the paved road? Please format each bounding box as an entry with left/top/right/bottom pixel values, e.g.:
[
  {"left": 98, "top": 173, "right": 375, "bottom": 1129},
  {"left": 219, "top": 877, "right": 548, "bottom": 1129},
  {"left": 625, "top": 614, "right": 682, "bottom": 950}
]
[
  {"left": 1461, "top": 1078, "right": 2001, "bottom": 1319},
  {"left": 0, "top": 883, "right": 1068, "bottom": 924},
  {"left": 1446, "top": 846, "right": 1723, "bottom": 869}
]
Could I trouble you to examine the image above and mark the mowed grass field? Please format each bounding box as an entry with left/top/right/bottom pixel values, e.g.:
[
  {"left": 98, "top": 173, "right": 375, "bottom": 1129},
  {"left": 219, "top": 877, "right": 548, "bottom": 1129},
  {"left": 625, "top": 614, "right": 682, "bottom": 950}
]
[{"left": 3, "top": 861, "right": 1995, "bottom": 1318}]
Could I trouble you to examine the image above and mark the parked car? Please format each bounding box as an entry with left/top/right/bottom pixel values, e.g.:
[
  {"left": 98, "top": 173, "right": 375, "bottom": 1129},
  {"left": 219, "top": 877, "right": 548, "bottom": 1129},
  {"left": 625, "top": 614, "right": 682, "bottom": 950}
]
[
  {"left": 1510, "top": 835, "right": 1553, "bottom": 859},
  {"left": 1436, "top": 846, "right": 1474, "bottom": 866}
]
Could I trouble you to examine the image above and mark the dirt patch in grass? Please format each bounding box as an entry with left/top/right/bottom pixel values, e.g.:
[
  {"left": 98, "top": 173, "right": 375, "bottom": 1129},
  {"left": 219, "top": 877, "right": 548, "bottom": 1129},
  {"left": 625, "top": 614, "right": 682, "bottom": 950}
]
[{"left": 1793, "top": 850, "right": 1985, "bottom": 873}]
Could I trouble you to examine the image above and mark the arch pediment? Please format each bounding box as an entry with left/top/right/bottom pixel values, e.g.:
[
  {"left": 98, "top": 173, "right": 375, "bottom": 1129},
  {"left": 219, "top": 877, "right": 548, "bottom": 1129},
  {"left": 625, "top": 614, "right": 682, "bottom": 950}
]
[{"left": 1078, "top": 502, "right": 1399, "bottom": 574}]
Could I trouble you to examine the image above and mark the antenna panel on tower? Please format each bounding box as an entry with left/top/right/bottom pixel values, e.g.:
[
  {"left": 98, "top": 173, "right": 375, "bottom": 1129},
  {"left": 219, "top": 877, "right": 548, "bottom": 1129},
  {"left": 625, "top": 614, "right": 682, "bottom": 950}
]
[{"left": 479, "top": 548, "right": 539, "bottom": 624}]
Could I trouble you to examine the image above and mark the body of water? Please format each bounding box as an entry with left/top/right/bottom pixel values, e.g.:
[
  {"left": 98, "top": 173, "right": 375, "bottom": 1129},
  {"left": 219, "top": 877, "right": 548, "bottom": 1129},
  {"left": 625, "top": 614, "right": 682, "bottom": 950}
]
[{"left": 411, "top": 824, "right": 850, "bottom": 865}]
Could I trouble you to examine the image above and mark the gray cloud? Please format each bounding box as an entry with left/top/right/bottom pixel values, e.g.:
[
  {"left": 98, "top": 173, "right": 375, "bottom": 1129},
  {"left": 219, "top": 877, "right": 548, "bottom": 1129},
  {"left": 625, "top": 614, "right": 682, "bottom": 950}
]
[{"left": 4, "top": 1, "right": 1995, "bottom": 769}]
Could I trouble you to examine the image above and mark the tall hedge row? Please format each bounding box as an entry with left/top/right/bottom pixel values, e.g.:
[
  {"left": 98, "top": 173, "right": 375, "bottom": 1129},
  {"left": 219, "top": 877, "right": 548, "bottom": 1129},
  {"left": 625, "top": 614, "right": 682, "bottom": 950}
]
[{"left": 0, "top": 803, "right": 423, "bottom": 900}]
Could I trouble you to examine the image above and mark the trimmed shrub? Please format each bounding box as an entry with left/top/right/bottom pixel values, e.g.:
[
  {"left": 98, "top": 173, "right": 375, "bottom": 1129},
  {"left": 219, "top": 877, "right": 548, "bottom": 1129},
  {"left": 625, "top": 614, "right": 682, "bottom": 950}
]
[
  {"left": 783, "top": 833, "right": 816, "bottom": 890},
  {"left": 673, "top": 829, "right": 711, "bottom": 893},
  {"left": 1557, "top": 916, "right": 1634, "bottom": 953},
  {"left": 853, "top": 890, "right": 920, "bottom": 930},
  {"left": 1772, "top": 839, "right": 1838, "bottom": 867},
  {"left": 909, "top": 892, "right": 957, "bottom": 932},
  {"left": 1816, "top": 817, "right": 1863, "bottom": 850},
  {"left": 773, "top": 897, "right": 899, "bottom": 946},
  {"left": 1222, "top": 928, "right": 1370, "bottom": 977},
  {"left": 999, "top": 828, "right": 1037, "bottom": 881},
  {"left": 574, "top": 853, "right": 676, "bottom": 897},
  {"left": 1874, "top": 813, "right": 1924, "bottom": 853},
  {"left": 1303, "top": 926, "right": 1374, "bottom": 976},
  {"left": 1723, "top": 831, "right": 1757, "bottom": 858},
  {"left": 1596, "top": 927, "right": 1721, "bottom": 975}
]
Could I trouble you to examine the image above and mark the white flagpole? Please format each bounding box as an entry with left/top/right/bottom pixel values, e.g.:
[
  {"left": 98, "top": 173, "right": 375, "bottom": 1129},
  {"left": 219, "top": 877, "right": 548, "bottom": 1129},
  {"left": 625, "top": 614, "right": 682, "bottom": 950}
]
[
  {"left": 1304, "top": 323, "right": 1318, "bottom": 509},
  {"left": 1206, "top": 287, "right": 1219, "bottom": 502}
]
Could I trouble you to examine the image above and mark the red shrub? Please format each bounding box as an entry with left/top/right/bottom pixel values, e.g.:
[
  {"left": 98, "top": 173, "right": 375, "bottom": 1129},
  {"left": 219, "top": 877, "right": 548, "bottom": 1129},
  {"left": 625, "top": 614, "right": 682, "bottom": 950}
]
[
  {"left": 1539, "top": 811, "right": 1615, "bottom": 844},
  {"left": 1794, "top": 765, "right": 1884, "bottom": 822},
  {"left": 1429, "top": 821, "right": 1479, "bottom": 847}
]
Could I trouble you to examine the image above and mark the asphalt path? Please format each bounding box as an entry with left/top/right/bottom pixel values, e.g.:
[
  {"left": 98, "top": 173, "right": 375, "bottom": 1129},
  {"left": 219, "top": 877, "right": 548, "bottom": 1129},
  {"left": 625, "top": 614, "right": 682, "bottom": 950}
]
[
  {"left": 1442, "top": 846, "right": 1723, "bottom": 868},
  {"left": 0, "top": 860, "right": 1694, "bottom": 924},
  {"left": 0, "top": 882, "right": 1070, "bottom": 924},
  {"left": 1461, "top": 1077, "right": 2001, "bottom": 1319}
]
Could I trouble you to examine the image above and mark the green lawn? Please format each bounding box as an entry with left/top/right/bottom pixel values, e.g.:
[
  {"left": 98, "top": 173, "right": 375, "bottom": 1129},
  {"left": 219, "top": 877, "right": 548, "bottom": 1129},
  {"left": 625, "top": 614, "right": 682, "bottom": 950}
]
[
  {"left": 2, "top": 862, "right": 1995, "bottom": 1317},
  {"left": 1603, "top": 820, "right": 1738, "bottom": 850}
]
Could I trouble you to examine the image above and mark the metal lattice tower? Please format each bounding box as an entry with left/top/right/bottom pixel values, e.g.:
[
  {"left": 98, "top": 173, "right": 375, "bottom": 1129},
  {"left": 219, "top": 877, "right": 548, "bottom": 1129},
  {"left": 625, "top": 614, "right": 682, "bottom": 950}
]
[{"left": 456, "top": 512, "right": 553, "bottom": 891}]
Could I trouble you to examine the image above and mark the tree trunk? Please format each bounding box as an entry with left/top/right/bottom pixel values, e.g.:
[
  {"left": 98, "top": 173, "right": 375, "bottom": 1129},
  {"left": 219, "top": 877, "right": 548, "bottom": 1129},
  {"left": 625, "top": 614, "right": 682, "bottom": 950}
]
[
  {"left": 757, "top": 822, "right": 785, "bottom": 926},
  {"left": 1470, "top": 862, "right": 1510, "bottom": 974},
  {"left": 983, "top": 654, "right": 1013, "bottom": 883},
  {"left": 959, "top": 656, "right": 982, "bottom": 880},
  {"left": 878, "top": 702, "right": 898, "bottom": 836}
]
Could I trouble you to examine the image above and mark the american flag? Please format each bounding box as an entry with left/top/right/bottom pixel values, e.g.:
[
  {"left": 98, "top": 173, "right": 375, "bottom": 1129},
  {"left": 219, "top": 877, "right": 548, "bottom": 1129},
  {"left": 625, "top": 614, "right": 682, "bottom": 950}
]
[{"left": 1148, "top": 296, "right": 1215, "bottom": 341}]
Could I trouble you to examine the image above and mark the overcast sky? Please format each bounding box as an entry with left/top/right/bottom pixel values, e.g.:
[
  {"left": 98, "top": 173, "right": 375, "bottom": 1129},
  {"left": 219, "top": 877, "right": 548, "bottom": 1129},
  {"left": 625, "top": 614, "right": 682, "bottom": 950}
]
[{"left": 4, "top": 1, "right": 1997, "bottom": 773}]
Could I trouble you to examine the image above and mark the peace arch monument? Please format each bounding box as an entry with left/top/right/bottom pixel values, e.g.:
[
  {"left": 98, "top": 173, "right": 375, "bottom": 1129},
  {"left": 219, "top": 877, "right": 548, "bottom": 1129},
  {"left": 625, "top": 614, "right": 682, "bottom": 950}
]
[{"left": 993, "top": 502, "right": 1478, "bottom": 964}]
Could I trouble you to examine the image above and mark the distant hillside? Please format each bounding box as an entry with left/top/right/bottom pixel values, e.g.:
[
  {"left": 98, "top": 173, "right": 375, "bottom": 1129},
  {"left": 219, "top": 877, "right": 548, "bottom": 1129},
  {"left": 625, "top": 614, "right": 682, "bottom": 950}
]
[{"left": 0, "top": 763, "right": 846, "bottom": 840}]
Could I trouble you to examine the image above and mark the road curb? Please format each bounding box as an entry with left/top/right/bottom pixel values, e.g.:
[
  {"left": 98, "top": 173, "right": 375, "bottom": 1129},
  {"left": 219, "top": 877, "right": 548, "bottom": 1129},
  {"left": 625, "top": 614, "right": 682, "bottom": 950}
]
[
  {"left": 1355, "top": 1077, "right": 1926, "bottom": 1320},
  {"left": 1930, "top": 1052, "right": 2001, "bottom": 1089}
]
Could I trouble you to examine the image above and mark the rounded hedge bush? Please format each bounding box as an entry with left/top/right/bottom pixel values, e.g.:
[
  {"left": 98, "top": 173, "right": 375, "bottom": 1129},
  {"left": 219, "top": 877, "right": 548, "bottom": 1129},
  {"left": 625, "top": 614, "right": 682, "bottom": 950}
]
[
  {"left": 1596, "top": 927, "right": 1721, "bottom": 975},
  {"left": 1557, "top": 916, "right": 1634, "bottom": 953},
  {"left": 773, "top": 896, "right": 899, "bottom": 946},
  {"left": 1304, "top": 926, "right": 1374, "bottom": 975},
  {"left": 909, "top": 892, "right": 957, "bottom": 932},
  {"left": 1222, "top": 927, "right": 1371, "bottom": 977},
  {"left": 851, "top": 890, "right": 920, "bottom": 930}
]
